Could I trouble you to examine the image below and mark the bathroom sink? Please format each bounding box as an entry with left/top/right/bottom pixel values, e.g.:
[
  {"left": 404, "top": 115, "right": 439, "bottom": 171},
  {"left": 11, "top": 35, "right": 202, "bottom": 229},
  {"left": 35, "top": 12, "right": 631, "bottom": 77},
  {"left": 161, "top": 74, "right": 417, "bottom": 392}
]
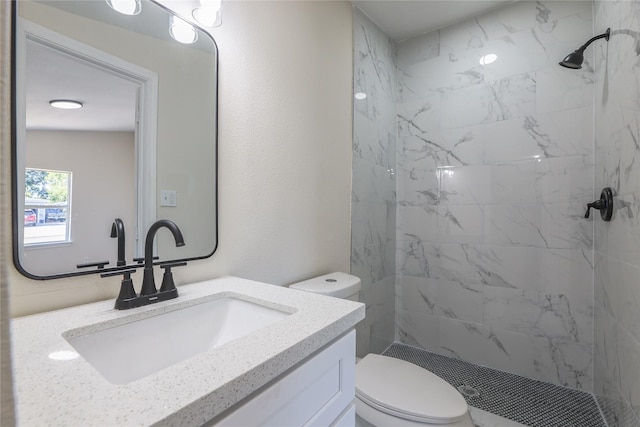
[{"left": 64, "top": 295, "right": 292, "bottom": 385}]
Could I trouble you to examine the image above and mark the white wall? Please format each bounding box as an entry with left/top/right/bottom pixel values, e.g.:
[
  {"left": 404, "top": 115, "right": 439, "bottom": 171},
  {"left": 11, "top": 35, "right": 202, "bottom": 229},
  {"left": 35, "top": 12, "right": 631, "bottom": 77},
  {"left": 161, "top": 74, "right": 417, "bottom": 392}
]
[
  {"left": 7, "top": 1, "right": 354, "bottom": 317},
  {"left": 23, "top": 130, "right": 135, "bottom": 276}
]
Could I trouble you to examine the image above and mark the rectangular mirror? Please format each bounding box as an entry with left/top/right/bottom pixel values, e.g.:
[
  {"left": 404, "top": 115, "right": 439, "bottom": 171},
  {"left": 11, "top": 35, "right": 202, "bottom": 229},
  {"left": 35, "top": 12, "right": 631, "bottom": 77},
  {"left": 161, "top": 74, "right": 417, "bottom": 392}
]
[{"left": 12, "top": 0, "right": 218, "bottom": 279}]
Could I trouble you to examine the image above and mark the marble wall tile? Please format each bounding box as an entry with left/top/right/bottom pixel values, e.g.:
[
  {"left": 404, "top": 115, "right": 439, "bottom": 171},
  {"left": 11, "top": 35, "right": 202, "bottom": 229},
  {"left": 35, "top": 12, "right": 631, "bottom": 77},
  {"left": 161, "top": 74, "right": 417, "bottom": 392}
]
[
  {"left": 489, "top": 160, "right": 538, "bottom": 204},
  {"left": 483, "top": 286, "right": 593, "bottom": 345},
  {"left": 438, "top": 165, "right": 492, "bottom": 204},
  {"left": 396, "top": 309, "right": 440, "bottom": 352},
  {"left": 594, "top": 0, "right": 640, "bottom": 420},
  {"left": 398, "top": 240, "right": 592, "bottom": 295},
  {"left": 400, "top": 52, "right": 485, "bottom": 98},
  {"left": 352, "top": 156, "right": 395, "bottom": 204},
  {"left": 436, "top": 73, "right": 536, "bottom": 129},
  {"left": 398, "top": 125, "right": 485, "bottom": 168},
  {"left": 536, "top": 67, "right": 594, "bottom": 114},
  {"left": 397, "top": 205, "right": 484, "bottom": 244},
  {"left": 597, "top": 121, "right": 640, "bottom": 198},
  {"left": 396, "top": 168, "right": 440, "bottom": 206},
  {"left": 594, "top": 303, "right": 640, "bottom": 425},
  {"left": 484, "top": 202, "right": 592, "bottom": 249},
  {"left": 352, "top": 8, "right": 396, "bottom": 357},
  {"left": 353, "top": 8, "right": 396, "bottom": 102},
  {"left": 397, "top": 275, "right": 483, "bottom": 324},
  {"left": 396, "top": 31, "right": 439, "bottom": 69},
  {"left": 438, "top": 2, "right": 538, "bottom": 54},
  {"left": 536, "top": 154, "right": 594, "bottom": 203},
  {"left": 483, "top": 106, "right": 593, "bottom": 163},
  {"left": 599, "top": 193, "right": 640, "bottom": 265},
  {"left": 596, "top": 253, "right": 640, "bottom": 345},
  {"left": 351, "top": 202, "right": 388, "bottom": 250},
  {"left": 353, "top": 111, "right": 395, "bottom": 168}
]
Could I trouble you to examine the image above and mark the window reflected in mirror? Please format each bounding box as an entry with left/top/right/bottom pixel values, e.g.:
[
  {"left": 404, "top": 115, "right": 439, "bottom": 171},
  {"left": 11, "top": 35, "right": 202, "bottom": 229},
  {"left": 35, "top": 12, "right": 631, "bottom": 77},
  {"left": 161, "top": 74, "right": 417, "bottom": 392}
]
[{"left": 24, "top": 168, "right": 72, "bottom": 246}]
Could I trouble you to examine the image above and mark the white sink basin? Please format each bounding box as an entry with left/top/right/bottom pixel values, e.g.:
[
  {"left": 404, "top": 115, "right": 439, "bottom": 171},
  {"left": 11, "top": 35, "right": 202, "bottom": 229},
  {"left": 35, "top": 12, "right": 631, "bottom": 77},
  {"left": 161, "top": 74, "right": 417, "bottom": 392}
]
[{"left": 64, "top": 294, "right": 293, "bottom": 385}]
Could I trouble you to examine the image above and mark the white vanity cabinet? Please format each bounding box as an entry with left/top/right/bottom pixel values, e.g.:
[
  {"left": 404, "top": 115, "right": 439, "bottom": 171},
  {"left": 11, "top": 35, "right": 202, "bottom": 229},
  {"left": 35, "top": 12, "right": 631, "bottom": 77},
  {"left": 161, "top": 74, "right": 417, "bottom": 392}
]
[
  {"left": 215, "top": 330, "right": 356, "bottom": 426},
  {"left": 12, "top": 278, "right": 365, "bottom": 426}
]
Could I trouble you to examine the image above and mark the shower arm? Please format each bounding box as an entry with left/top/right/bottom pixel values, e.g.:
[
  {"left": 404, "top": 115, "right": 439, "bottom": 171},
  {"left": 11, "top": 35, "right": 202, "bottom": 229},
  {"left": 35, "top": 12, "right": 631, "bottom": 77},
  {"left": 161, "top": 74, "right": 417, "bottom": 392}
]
[{"left": 576, "top": 28, "right": 611, "bottom": 53}]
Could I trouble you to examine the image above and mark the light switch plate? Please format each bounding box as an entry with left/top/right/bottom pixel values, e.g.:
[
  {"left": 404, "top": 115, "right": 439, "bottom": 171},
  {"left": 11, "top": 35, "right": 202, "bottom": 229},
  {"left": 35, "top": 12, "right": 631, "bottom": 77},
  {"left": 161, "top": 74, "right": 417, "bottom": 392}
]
[{"left": 160, "top": 190, "right": 177, "bottom": 207}]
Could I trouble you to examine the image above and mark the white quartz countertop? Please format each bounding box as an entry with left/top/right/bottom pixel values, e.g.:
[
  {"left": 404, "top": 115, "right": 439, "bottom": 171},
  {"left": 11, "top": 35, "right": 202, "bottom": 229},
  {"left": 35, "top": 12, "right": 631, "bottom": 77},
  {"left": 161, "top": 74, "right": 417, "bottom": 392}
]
[{"left": 11, "top": 276, "right": 365, "bottom": 426}]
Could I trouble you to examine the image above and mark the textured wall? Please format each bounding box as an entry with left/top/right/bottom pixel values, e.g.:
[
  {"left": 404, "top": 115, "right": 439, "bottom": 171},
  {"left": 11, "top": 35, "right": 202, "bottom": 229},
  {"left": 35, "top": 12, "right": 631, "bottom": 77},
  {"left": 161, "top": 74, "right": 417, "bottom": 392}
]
[
  {"left": 593, "top": 0, "right": 640, "bottom": 424},
  {"left": 352, "top": 8, "right": 397, "bottom": 356},
  {"left": 1, "top": 1, "right": 16, "bottom": 424},
  {"left": 394, "top": 1, "right": 595, "bottom": 390}
]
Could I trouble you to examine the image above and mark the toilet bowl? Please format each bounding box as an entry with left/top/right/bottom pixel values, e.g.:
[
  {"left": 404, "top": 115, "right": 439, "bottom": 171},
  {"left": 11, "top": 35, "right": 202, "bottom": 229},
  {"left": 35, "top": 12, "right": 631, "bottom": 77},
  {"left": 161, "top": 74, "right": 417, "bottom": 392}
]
[{"left": 289, "top": 273, "right": 474, "bottom": 427}]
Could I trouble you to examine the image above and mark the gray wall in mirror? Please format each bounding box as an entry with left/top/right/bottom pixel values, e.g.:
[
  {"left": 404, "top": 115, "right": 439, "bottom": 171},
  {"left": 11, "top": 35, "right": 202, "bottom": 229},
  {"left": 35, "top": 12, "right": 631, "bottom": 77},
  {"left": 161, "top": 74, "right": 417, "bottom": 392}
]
[{"left": 13, "top": 0, "right": 218, "bottom": 278}]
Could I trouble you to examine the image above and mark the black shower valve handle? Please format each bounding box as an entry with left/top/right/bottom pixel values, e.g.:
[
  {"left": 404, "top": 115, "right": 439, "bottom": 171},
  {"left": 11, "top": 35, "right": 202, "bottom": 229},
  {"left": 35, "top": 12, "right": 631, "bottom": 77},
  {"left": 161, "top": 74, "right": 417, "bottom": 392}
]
[
  {"left": 585, "top": 187, "right": 613, "bottom": 221},
  {"left": 585, "top": 200, "right": 605, "bottom": 218}
]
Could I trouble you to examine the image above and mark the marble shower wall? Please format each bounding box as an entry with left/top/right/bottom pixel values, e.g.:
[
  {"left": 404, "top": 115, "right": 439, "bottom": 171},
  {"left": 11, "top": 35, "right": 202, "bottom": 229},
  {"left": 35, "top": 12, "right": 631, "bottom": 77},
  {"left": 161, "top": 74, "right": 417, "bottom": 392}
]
[
  {"left": 351, "top": 8, "right": 397, "bottom": 356},
  {"left": 395, "top": 1, "right": 596, "bottom": 390},
  {"left": 593, "top": 1, "right": 640, "bottom": 425}
]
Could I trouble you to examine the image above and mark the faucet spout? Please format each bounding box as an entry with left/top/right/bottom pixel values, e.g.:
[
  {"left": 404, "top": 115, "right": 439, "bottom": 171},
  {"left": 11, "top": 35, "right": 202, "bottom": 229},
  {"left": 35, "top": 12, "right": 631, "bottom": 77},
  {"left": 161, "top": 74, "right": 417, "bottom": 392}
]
[
  {"left": 140, "top": 219, "right": 185, "bottom": 296},
  {"left": 110, "top": 218, "right": 126, "bottom": 266}
]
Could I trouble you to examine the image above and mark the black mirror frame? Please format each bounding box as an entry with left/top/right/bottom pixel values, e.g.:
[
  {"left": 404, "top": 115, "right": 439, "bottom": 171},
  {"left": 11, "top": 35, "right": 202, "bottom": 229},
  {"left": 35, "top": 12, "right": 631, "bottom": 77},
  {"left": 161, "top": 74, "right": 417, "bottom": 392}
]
[{"left": 10, "top": 0, "right": 219, "bottom": 280}]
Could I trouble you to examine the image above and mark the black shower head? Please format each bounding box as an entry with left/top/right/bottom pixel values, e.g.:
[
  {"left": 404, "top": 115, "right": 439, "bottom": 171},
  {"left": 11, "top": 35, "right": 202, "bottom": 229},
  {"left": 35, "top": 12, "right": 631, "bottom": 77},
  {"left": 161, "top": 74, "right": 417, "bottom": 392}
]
[
  {"left": 559, "top": 28, "right": 610, "bottom": 69},
  {"left": 559, "top": 50, "right": 585, "bottom": 69}
]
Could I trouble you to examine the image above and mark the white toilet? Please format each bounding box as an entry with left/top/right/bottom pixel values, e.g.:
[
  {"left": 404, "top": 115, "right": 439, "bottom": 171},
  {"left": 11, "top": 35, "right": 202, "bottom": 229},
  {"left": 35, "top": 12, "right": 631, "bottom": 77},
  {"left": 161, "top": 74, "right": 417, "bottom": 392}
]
[{"left": 289, "top": 273, "right": 474, "bottom": 427}]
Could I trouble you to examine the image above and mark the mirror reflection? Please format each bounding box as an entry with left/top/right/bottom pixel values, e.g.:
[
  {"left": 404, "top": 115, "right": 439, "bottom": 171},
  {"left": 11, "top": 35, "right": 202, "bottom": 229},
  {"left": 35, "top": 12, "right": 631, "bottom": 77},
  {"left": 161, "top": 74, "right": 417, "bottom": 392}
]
[{"left": 13, "top": 0, "right": 218, "bottom": 278}]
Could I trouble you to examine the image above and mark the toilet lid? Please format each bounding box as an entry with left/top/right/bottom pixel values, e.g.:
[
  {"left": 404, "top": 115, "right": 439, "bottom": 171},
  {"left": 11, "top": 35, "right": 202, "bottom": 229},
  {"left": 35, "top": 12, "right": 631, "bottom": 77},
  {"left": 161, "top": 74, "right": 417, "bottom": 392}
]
[{"left": 356, "top": 354, "right": 468, "bottom": 424}]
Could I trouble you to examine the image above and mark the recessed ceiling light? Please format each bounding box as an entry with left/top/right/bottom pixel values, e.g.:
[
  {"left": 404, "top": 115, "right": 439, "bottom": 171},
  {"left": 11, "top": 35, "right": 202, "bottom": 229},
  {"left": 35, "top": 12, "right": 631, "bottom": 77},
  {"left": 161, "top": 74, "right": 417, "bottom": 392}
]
[
  {"left": 354, "top": 92, "right": 367, "bottom": 100},
  {"left": 105, "top": 0, "right": 141, "bottom": 16},
  {"left": 479, "top": 53, "right": 497, "bottom": 65},
  {"left": 49, "top": 100, "right": 83, "bottom": 110}
]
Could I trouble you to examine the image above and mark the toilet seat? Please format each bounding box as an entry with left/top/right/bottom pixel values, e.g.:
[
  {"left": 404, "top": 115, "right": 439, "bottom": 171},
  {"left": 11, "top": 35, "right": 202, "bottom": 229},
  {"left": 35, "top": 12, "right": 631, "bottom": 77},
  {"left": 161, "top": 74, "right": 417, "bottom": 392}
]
[{"left": 355, "top": 354, "right": 469, "bottom": 424}]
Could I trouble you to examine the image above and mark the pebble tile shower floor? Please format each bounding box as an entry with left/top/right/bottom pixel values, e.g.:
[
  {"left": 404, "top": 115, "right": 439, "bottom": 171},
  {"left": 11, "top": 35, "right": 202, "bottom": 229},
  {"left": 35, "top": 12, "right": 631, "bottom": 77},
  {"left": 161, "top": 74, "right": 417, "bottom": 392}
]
[{"left": 382, "top": 343, "right": 606, "bottom": 427}]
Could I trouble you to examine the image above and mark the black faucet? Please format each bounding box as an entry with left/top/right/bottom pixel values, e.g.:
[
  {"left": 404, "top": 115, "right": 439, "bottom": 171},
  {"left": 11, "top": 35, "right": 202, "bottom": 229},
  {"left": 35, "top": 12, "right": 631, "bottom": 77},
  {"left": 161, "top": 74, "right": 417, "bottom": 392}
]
[
  {"left": 100, "top": 219, "right": 186, "bottom": 310},
  {"left": 140, "top": 219, "right": 185, "bottom": 296},
  {"left": 110, "top": 218, "right": 126, "bottom": 266}
]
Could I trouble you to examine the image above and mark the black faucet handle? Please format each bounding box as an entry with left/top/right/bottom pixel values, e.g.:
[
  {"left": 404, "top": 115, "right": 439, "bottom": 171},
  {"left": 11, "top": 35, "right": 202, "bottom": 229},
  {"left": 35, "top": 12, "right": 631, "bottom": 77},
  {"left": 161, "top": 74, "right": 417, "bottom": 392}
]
[
  {"left": 77, "top": 260, "right": 110, "bottom": 270},
  {"left": 100, "top": 269, "right": 138, "bottom": 310},
  {"left": 100, "top": 268, "right": 136, "bottom": 278},
  {"left": 133, "top": 256, "right": 158, "bottom": 264},
  {"left": 159, "top": 261, "right": 187, "bottom": 293},
  {"left": 160, "top": 261, "right": 187, "bottom": 269}
]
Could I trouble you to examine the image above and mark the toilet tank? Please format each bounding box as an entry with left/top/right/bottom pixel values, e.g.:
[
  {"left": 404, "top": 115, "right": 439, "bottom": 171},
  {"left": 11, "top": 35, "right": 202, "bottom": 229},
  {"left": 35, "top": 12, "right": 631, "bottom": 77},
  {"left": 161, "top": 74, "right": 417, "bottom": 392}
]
[{"left": 289, "top": 272, "right": 361, "bottom": 301}]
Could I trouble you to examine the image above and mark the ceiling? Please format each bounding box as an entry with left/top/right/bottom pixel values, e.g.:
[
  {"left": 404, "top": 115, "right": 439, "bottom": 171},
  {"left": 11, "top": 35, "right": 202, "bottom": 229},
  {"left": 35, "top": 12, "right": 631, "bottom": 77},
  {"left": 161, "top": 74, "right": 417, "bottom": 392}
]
[
  {"left": 353, "top": 0, "right": 514, "bottom": 41},
  {"left": 26, "top": 39, "right": 139, "bottom": 132}
]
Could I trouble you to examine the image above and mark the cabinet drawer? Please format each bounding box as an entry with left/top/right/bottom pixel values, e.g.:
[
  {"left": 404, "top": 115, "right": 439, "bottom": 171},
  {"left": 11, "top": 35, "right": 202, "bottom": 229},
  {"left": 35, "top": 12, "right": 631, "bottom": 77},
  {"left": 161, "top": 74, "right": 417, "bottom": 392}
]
[{"left": 216, "top": 330, "right": 355, "bottom": 426}]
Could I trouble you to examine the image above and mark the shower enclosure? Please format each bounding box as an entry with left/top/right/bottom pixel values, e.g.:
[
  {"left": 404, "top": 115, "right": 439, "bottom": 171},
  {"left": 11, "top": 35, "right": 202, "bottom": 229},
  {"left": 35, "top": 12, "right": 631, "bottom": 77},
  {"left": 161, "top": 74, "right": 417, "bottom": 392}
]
[{"left": 351, "top": 1, "right": 640, "bottom": 424}]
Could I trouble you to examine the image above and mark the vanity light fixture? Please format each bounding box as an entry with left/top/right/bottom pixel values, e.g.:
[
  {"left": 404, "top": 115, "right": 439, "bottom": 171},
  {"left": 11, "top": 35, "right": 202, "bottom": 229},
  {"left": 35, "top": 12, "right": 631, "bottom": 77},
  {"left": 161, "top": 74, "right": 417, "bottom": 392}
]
[
  {"left": 193, "top": 0, "right": 222, "bottom": 27},
  {"left": 49, "top": 100, "right": 83, "bottom": 110},
  {"left": 169, "top": 15, "right": 198, "bottom": 44},
  {"left": 559, "top": 28, "right": 610, "bottom": 69},
  {"left": 479, "top": 53, "right": 497, "bottom": 65},
  {"left": 105, "top": 0, "right": 141, "bottom": 16}
]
